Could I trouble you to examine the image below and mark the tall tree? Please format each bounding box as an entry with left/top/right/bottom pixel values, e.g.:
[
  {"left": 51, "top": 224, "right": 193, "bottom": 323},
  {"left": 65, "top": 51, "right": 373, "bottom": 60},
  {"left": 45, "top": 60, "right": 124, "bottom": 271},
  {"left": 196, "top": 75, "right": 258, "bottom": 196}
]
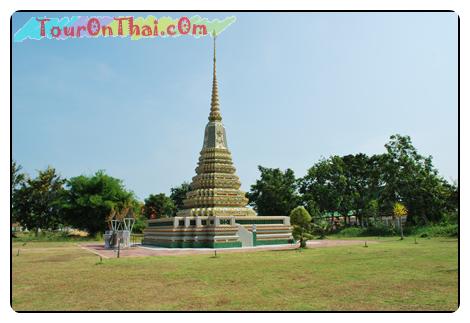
[
  {"left": 11, "top": 161, "right": 27, "bottom": 223},
  {"left": 247, "top": 166, "right": 299, "bottom": 216},
  {"left": 341, "top": 153, "right": 374, "bottom": 226},
  {"left": 299, "top": 157, "right": 348, "bottom": 219},
  {"left": 380, "top": 134, "right": 456, "bottom": 224},
  {"left": 62, "top": 170, "right": 135, "bottom": 236},
  {"left": 170, "top": 182, "right": 191, "bottom": 215},
  {"left": 14, "top": 166, "right": 66, "bottom": 235},
  {"left": 143, "top": 193, "right": 175, "bottom": 219}
]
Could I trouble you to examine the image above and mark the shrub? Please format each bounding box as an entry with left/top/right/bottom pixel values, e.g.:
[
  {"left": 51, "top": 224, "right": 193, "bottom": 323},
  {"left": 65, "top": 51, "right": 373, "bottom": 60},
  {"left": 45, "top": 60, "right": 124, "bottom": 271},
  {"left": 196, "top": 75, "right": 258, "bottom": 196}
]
[
  {"left": 12, "top": 230, "right": 99, "bottom": 242},
  {"left": 335, "top": 227, "right": 364, "bottom": 237},
  {"left": 334, "top": 223, "right": 458, "bottom": 238},
  {"left": 410, "top": 224, "right": 458, "bottom": 238},
  {"left": 290, "top": 206, "right": 314, "bottom": 247},
  {"left": 363, "top": 224, "right": 397, "bottom": 236},
  {"left": 132, "top": 216, "right": 147, "bottom": 233},
  {"left": 313, "top": 219, "right": 332, "bottom": 239},
  {"left": 441, "top": 211, "right": 458, "bottom": 225}
]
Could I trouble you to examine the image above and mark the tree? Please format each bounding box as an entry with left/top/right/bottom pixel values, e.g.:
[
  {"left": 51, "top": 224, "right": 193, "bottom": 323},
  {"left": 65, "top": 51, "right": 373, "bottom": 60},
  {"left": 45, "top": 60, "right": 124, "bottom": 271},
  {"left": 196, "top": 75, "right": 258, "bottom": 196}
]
[
  {"left": 381, "top": 134, "right": 455, "bottom": 225},
  {"left": 299, "top": 157, "right": 350, "bottom": 223},
  {"left": 364, "top": 199, "right": 379, "bottom": 221},
  {"left": 306, "top": 154, "right": 379, "bottom": 227},
  {"left": 14, "top": 166, "right": 66, "bottom": 235},
  {"left": 313, "top": 219, "right": 331, "bottom": 239},
  {"left": 290, "top": 206, "right": 314, "bottom": 248},
  {"left": 143, "top": 193, "right": 175, "bottom": 219},
  {"left": 62, "top": 170, "right": 135, "bottom": 236},
  {"left": 170, "top": 182, "right": 191, "bottom": 215},
  {"left": 393, "top": 202, "right": 408, "bottom": 240},
  {"left": 11, "top": 161, "right": 27, "bottom": 223},
  {"left": 341, "top": 154, "right": 374, "bottom": 227},
  {"left": 247, "top": 166, "right": 299, "bottom": 216}
]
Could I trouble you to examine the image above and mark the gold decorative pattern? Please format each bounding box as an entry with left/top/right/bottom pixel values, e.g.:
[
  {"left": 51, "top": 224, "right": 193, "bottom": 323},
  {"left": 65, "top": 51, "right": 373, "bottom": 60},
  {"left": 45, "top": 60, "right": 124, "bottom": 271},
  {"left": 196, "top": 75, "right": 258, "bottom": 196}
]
[{"left": 177, "top": 36, "right": 256, "bottom": 218}]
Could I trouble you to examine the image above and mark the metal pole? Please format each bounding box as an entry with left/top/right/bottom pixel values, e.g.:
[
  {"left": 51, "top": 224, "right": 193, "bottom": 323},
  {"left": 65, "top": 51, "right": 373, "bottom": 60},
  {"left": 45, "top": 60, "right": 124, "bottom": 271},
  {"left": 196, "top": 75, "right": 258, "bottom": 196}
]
[{"left": 117, "top": 237, "right": 120, "bottom": 258}]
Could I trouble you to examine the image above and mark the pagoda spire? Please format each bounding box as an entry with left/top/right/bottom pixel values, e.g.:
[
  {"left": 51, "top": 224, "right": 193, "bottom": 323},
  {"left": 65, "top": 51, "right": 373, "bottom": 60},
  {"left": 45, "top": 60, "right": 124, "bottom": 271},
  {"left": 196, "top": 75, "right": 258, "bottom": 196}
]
[{"left": 209, "top": 33, "right": 222, "bottom": 122}]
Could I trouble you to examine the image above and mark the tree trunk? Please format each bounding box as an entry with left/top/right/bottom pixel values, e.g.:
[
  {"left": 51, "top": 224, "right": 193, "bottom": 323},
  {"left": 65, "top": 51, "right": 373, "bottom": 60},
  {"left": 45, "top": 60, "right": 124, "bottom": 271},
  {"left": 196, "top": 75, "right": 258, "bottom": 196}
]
[
  {"left": 399, "top": 217, "right": 404, "bottom": 240},
  {"left": 421, "top": 213, "right": 429, "bottom": 225}
]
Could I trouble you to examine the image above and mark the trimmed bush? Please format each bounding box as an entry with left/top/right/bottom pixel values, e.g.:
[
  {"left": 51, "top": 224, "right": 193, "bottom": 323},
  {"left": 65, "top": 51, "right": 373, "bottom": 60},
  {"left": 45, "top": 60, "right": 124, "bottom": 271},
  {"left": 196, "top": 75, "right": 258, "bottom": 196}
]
[{"left": 334, "top": 224, "right": 458, "bottom": 238}]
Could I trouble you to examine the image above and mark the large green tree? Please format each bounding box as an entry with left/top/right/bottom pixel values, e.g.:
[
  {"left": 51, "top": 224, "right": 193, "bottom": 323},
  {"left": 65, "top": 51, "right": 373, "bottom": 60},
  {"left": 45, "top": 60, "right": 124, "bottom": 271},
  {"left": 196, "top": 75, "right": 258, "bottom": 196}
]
[
  {"left": 340, "top": 153, "right": 377, "bottom": 226},
  {"left": 62, "top": 170, "right": 135, "bottom": 236},
  {"left": 380, "top": 134, "right": 457, "bottom": 224},
  {"left": 170, "top": 182, "right": 191, "bottom": 215},
  {"left": 247, "top": 166, "right": 299, "bottom": 216},
  {"left": 143, "top": 193, "right": 175, "bottom": 219},
  {"left": 299, "top": 135, "right": 457, "bottom": 227},
  {"left": 11, "top": 161, "right": 27, "bottom": 223},
  {"left": 299, "top": 157, "right": 349, "bottom": 219},
  {"left": 300, "top": 154, "right": 381, "bottom": 226},
  {"left": 14, "top": 166, "right": 66, "bottom": 235}
]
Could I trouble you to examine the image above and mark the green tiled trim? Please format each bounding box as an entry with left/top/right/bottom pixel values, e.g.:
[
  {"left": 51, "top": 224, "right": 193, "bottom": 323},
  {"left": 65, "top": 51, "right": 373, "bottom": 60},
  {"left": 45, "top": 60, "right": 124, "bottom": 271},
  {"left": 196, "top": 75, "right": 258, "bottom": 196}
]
[
  {"left": 213, "top": 241, "right": 242, "bottom": 248},
  {"left": 255, "top": 239, "right": 290, "bottom": 246}
]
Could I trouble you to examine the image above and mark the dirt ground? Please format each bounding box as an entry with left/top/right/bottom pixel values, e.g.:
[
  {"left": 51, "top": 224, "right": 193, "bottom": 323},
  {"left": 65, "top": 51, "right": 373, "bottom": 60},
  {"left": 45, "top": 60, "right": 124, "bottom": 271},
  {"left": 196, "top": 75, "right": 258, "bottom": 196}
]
[{"left": 79, "top": 239, "right": 377, "bottom": 258}]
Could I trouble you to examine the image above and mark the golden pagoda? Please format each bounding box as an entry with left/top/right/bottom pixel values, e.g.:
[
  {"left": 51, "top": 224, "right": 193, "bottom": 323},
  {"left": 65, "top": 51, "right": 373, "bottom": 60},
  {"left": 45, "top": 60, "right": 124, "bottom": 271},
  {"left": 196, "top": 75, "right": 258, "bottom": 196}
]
[
  {"left": 143, "top": 36, "right": 292, "bottom": 249},
  {"left": 177, "top": 35, "right": 256, "bottom": 218}
]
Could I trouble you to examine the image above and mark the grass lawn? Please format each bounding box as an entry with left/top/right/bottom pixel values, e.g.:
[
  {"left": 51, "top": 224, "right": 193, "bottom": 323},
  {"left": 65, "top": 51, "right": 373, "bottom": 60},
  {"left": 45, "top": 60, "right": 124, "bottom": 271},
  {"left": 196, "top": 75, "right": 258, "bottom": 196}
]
[{"left": 11, "top": 237, "right": 458, "bottom": 311}]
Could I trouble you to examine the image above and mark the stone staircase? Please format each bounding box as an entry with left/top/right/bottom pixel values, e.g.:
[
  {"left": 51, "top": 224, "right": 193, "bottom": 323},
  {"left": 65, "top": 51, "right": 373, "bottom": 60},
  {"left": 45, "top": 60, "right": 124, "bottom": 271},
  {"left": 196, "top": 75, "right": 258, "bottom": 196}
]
[{"left": 236, "top": 224, "right": 253, "bottom": 247}]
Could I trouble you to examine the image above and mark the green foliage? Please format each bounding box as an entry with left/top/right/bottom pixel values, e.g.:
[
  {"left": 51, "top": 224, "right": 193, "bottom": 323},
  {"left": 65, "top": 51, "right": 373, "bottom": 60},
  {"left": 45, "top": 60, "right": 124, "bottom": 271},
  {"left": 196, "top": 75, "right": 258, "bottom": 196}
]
[
  {"left": 12, "top": 133, "right": 457, "bottom": 240},
  {"left": 335, "top": 226, "right": 397, "bottom": 237},
  {"left": 62, "top": 170, "right": 136, "bottom": 236},
  {"left": 248, "top": 166, "right": 300, "bottom": 216},
  {"left": 441, "top": 210, "right": 458, "bottom": 225},
  {"left": 299, "top": 154, "right": 379, "bottom": 227},
  {"left": 290, "top": 206, "right": 314, "bottom": 247},
  {"left": 11, "top": 161, "right": 27, "bottom": 223},
  {"left": 312, "top": 219, "right": 331, "bottom": 239},
  {"left": 143, "top": 193, "right": 175, "bottom": 219},
  {"left": 334, "top": 223, "right": 458, "bottom": 238},
  {"left": 300, "top": 134, "right": 458, "bottom": 227},
  {"left": 13, "top": 166, "right": 66, "bottom": 234},
  {"left": 364, "top": 199, "right": 379, "bottom": 219},
  {"left": 410, "top": 224, "right": 458, "bottom": 238},
  {"left": 290, "top": 206, "right": 312, "bottom": 226},
  {"left": 393, "top": 202, "right": 408, "bottom": 218},
  {"left": 170, "top": 182, "right": 191, "bottom": 215},
  {"left": 380, "top": 134, "right": 458, "bottom": 225},
  {"left": 132, "top": 214, "right": 147, "bottom": 233},
  {"left": 334, "top": 227, "right": 365, "bottom": 237},
  {"left": 13, "top": 231, "right": 101, "bottom": 242}
]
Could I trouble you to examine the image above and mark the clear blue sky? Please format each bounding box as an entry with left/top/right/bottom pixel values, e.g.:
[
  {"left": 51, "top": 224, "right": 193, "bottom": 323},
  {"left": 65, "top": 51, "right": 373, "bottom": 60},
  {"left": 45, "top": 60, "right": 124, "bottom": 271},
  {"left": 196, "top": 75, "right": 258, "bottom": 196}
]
[{"left": 12, "top": 12, "right": 458, "bottom": 200}]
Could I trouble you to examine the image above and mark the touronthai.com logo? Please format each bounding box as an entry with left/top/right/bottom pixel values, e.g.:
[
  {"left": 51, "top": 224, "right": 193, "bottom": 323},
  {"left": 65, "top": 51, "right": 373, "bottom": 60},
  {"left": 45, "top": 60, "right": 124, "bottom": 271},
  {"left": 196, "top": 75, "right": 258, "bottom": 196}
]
[{"left": 14, "top": 15, "right": 236, "bottom": 42}]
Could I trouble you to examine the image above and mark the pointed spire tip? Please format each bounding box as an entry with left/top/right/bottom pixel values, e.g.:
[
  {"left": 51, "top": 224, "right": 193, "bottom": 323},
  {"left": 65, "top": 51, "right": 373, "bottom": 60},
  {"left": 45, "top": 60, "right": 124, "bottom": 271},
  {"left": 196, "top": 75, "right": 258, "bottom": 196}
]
[{"left": 209, "top": 34, "right": 221, "bottom": 122}]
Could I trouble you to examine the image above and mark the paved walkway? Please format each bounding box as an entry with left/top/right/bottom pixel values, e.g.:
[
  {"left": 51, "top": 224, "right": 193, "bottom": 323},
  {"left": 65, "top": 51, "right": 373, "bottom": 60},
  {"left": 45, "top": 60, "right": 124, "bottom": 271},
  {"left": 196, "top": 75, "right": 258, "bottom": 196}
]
[{"left": 79, "top": 239, "right": 376, "bottom": 258}]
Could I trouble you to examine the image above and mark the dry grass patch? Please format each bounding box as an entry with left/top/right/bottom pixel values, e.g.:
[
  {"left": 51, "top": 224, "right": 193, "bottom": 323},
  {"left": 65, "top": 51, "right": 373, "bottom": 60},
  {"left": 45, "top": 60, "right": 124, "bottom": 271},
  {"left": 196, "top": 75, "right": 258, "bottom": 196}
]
[{"left": 12, "top": 238, "right": 458, "bottom": 311}]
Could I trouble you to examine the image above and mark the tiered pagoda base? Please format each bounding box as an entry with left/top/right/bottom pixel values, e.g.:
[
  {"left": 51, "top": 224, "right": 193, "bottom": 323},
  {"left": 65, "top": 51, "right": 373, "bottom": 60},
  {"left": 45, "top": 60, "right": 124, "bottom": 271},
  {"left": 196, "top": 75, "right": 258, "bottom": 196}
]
[
  {"left": 142, "top": 216, "right": 293, "bottom": 248},
  {"left": 142, "top": 39, "right": 294, "bottom": 249}
]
